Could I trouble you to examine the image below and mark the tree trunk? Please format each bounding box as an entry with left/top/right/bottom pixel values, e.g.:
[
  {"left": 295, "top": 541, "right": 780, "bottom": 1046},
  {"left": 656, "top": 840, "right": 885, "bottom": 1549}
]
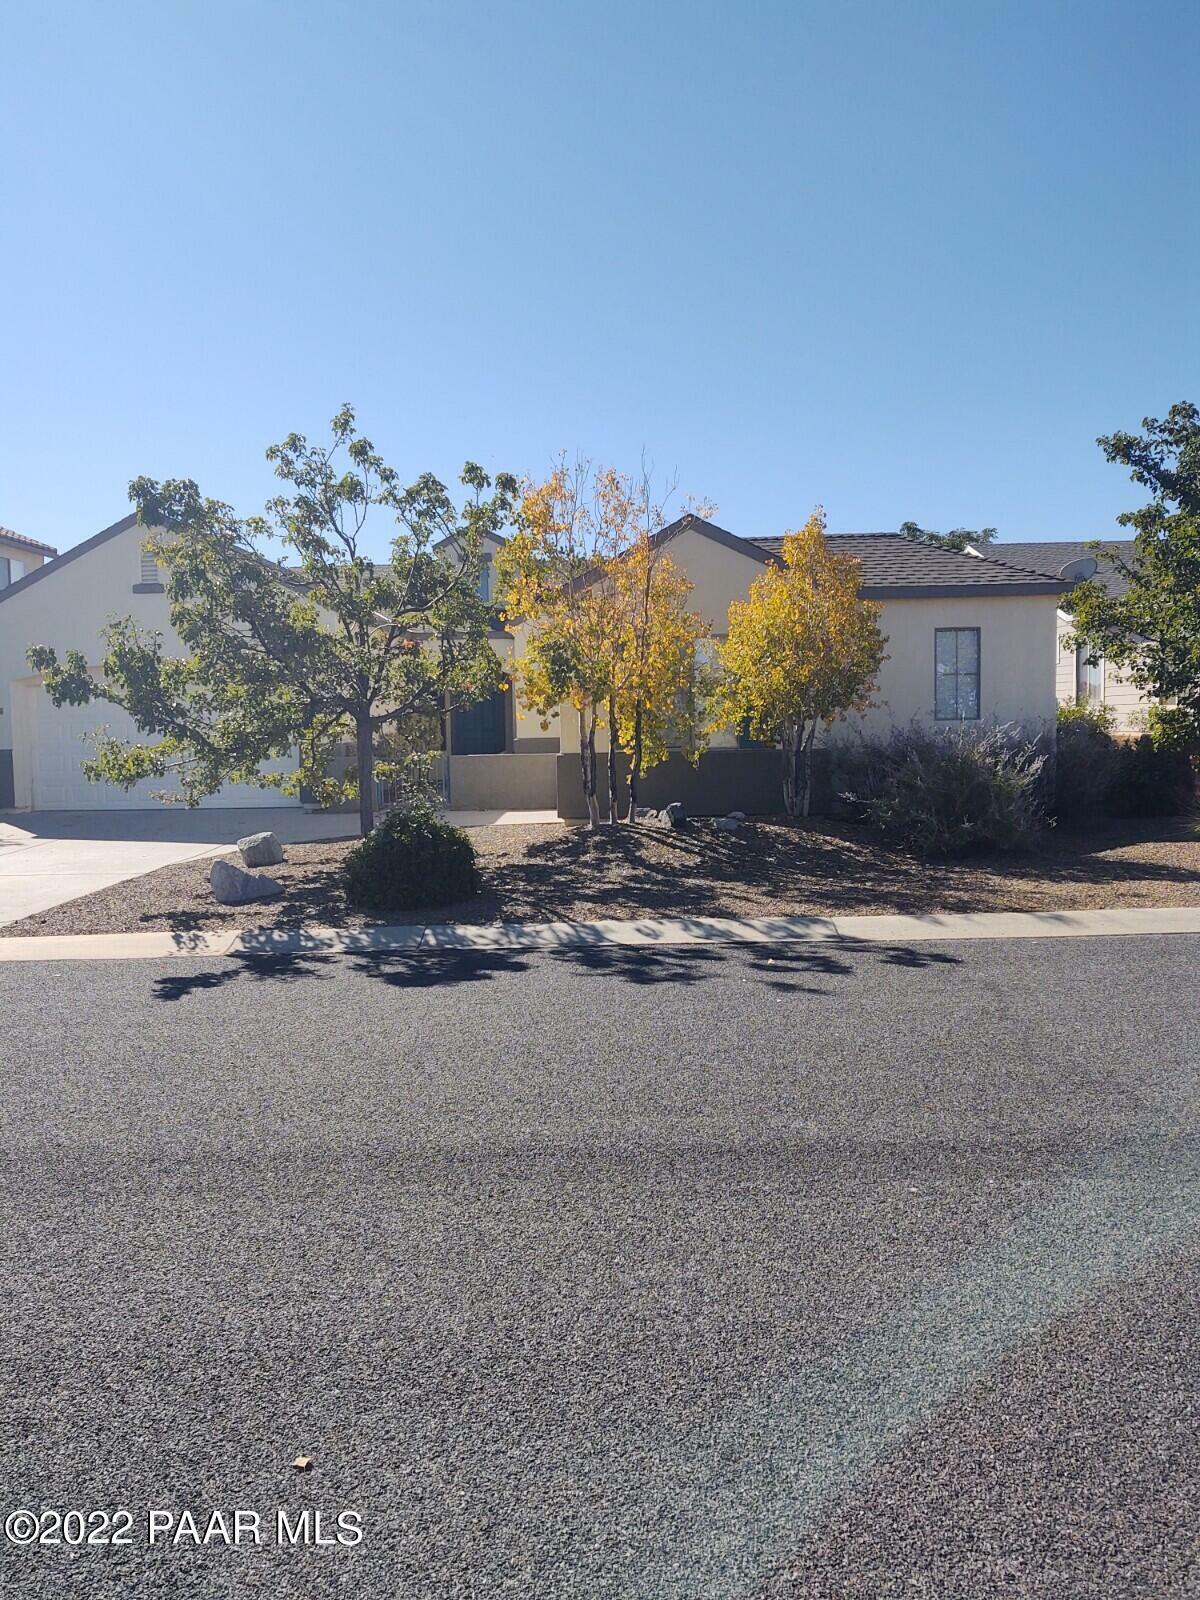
[
  {"left": 781, "top": 722, "right": 800, "bottom": 817},
  {"left": 578, "top": 708, "right": 601, "bottom": 830},
  {"left": 799, "top": 722, "right": 818, "bottom": 818},
  {"left": 626, "top": 701, "right": 644, "bottom": 823},
  {"left": 356, "top": 713, "right": 376, "bottom": 836},
  {"left": 606, "top": 696, "right": 619, "bottom": 825}
]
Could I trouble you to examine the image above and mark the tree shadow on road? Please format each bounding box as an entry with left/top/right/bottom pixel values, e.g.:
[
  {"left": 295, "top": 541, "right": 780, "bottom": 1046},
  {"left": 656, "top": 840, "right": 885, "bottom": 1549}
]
[
  {"left": 152, "top": 952, "right": 336, "bottom": 1001},
  {"left": 150, "top": 940, "right": 961, "bottom": 1002}
]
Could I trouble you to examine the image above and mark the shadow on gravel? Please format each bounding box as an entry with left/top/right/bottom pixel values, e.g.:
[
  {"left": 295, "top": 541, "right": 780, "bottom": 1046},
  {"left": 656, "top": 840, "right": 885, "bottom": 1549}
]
[{"left": 150, "top": 942, "right": 961, "bottom": 1001}]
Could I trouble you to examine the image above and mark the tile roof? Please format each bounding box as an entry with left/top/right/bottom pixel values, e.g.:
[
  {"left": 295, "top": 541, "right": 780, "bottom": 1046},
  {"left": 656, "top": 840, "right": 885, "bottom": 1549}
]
[
  {"left": 746, "top": 532, "right": 1067, "bottom": 596},
  {"left": 0, "top": 525, "right": 57, "bottom": 556},
  {"left": 993, "top": 540, "right": 1137, "bottom": 599}
]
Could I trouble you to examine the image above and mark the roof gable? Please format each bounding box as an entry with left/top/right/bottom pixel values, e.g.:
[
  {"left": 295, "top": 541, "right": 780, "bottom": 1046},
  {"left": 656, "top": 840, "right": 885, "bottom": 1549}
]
[{"left": 0, "top": 513, "right": 138, "bottom": 606}]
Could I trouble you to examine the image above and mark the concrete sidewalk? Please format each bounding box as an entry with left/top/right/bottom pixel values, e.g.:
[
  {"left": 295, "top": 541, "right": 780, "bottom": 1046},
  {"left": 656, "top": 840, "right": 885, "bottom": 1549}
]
[{"left": 1, "top": 903, "right": 1199, "bottom": 962}]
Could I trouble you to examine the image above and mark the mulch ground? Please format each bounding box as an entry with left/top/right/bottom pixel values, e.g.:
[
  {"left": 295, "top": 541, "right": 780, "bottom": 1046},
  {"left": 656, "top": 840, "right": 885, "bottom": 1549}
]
[{"left": 8, "top": 815, "right": 1200, "bottom": 936}]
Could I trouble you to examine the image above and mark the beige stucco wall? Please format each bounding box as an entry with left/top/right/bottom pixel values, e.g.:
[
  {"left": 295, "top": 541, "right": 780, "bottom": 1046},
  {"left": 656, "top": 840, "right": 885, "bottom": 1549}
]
[
  {"left": 0, "top": 519, "right": 170, "bottom": 757},
  {"left": 851, "top": 593, "right": 1058, "bottom": 739},
  {"left": 0, "top": 519, "right": 299, "bottom": 806}
]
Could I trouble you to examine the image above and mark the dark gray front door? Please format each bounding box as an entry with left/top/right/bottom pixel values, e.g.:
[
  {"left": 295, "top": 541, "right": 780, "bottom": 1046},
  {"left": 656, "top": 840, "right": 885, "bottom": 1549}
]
[{"left": 452, "top": 688, "right": 507, "bottom": 754}]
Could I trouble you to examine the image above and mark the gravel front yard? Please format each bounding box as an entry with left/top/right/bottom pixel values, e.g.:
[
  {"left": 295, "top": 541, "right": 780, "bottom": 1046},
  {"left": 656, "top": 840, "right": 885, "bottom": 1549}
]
[{"left": 7, "top": 815, "right": 1200, "bottom": 935}]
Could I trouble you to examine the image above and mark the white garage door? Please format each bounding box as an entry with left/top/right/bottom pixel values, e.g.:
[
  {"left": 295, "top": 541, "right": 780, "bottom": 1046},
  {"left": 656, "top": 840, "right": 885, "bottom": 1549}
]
[{"left": 26, "top": 686, "right": 299, "bottom": 810}]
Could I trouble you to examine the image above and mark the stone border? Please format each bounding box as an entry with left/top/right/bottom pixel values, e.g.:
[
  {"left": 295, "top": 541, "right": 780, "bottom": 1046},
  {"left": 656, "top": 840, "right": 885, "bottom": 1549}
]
[{"left": 0, "top": 905, "right": 1198, "bottom": 962}]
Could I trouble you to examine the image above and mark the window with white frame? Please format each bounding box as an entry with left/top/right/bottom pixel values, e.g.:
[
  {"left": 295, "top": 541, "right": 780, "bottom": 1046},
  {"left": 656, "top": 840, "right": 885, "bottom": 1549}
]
[
  {"left": 1076, "top": 645, "right": 1103, "bottom": 703},
  {"left": 934, "top": 627, "right": 981, "bottom": 720}
]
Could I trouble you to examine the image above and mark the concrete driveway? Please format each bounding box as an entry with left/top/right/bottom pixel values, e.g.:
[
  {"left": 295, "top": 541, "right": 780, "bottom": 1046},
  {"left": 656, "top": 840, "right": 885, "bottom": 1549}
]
[{"left": 0, "top": 808, "right": 356, "bottom": 927}]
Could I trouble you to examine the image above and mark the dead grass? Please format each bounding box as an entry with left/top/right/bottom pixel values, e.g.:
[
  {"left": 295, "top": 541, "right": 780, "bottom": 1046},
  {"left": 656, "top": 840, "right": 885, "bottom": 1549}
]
[{"left": 8, "top": 814, "right": 1200, "bottom": 936}]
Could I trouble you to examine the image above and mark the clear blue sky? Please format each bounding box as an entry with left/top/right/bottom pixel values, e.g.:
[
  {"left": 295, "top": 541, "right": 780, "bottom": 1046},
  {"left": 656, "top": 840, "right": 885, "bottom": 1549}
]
[{"left": 2, "top": 0, "right": 1196, "bottom": 559}]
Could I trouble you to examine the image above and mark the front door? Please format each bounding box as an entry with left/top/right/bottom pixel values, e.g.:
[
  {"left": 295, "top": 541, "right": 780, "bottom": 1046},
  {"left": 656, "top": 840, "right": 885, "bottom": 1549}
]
[{"left": 452, "top": 688, "right": 507, "bottom": 754}]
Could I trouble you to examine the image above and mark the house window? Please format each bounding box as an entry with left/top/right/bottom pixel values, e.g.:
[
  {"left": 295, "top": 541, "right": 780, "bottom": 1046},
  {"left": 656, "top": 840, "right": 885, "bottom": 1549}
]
[
  {"left": 0, "top": 556, "right": 21, "bottom": 589},
  {"left": 478, "top": 562, "right": 491, "bottom": 603},
  {"left": 1076, "top": 645, "right": 1103, "bottom": 703},
  {"left": 934, "top": 628, "right": 981, "bottom": 720}
]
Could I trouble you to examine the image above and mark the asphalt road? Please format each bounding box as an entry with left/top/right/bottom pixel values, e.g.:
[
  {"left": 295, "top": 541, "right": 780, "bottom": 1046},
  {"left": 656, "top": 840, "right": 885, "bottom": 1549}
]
[{"left": 1, "top": 934, "right": 1198, "bottom": 1598}]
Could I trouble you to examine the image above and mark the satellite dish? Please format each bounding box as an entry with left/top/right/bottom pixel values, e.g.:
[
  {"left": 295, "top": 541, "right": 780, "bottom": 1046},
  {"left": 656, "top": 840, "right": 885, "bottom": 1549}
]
[{"left": 1057, "top": 555, "right": 1098, "bottom": 582}]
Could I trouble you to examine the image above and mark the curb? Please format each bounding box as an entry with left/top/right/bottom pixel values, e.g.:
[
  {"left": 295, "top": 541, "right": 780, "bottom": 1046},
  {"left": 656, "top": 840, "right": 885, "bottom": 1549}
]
[{"left": 0, "top": 905, "right": 1199, "bottom": 962}]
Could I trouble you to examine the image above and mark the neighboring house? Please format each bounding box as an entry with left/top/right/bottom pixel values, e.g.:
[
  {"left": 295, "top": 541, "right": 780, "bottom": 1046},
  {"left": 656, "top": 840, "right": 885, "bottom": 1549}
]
[
  {"left": 0, "top": 509, "right": 1067, "bottom": 818},
  {"left": 988, "top": 540, "right": 1155, "bottom": 731},
  {"left": 0, "top": 526, "right": 57, "bottom": 592},
  {"left": 0, "top": 514, "right": 299, "bottom": 810}
]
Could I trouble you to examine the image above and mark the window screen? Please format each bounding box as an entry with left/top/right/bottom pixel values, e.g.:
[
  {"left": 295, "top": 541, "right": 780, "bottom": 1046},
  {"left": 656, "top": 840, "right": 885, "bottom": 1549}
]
[{"left": 935, "top": 628, "right": 981, "bottom": 720}]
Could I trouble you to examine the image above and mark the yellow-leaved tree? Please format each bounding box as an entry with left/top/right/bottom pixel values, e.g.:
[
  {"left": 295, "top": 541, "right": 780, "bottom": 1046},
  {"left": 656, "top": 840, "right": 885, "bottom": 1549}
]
[
  {"left": 712, "top": 509, "right": 887, "bottom": 817},
  {"left": 608, "top": 531, "right": 712, "bottom": 824},
  {"left": 496, "top": 458, "right": 712, "bottom": 827},
  {"left": 495, "top": 460, "right": 618, "bottom": 829}
]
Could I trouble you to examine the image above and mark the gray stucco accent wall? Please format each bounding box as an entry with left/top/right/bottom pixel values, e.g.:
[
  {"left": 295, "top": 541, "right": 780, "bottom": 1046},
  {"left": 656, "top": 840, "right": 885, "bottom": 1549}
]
[
  {"left": 555, "top": 748, "right": 835, "bottom": 821},
  {"left": 0, "top": 750, "right": 13, "bottom": 810}
]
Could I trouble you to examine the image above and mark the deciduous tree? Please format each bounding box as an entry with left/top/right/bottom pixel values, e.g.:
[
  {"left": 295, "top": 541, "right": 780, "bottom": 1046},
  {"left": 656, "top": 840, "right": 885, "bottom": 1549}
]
[
  {"left": 1069, "top": 402, "right": 1200, "bottom": 741},
  {"left": 712, "top": 509, "right": 887, "bottom": 816},
  {"left": 29, "top": 407, "right": 514, "bottom": 836},
  {"left": 607, "top": 530, "right": 712, "bottom": 822},
  {"left": 496, "top": 459, "right": 711, "bottom": 827},
  {"left": 899, "top": 520, "right": 997, "bottom": 553}
]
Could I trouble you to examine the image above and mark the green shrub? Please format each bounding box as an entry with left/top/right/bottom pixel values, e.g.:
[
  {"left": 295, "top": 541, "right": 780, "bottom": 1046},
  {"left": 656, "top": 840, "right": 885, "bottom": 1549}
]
[
  {"left": 1107, "top": 736, "right": 1197, "bottom": 818},
  {"left": 343, "top": 803, "right": 481, "bottom": 914},
  {"left": 835, "top": 725, "right": 1049, "bottom": 856},
  {"left": 1056, "top": 701, "right": 1116, "bottom": 734},
  {"left": 1055, "top": 712, "right": 1121, "bottom": 824},
  {"left": 1146, "top": 705, "right": 1200, "bottom": 755}
]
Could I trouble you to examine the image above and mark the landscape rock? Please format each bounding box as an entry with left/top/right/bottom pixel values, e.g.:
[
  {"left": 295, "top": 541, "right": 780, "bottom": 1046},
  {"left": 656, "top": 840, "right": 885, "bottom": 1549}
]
[
  {"left": 210, "top": 858, "right": 282, "bottom": 906},
  {"left": 633, "top": 807, "right": 660, "bottom": 823},
  {"left": 661, "top": 802, "right": 688, "bottom": 828},
  {"left": 237, "top": 830, "right": 285, "bottom": 868},
  {"left": 727, "top": 810, "right": 746, "bottom": 821},
  {"left": 714, "top": 816, "right": 740, "bottom": 831}
]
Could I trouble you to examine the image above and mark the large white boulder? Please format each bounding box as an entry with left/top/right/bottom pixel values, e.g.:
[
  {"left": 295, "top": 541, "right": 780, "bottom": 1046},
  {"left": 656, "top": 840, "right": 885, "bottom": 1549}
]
[
  {"left": 237, "top": 830, "right": 285, "bottom": 868},
  {"left": 210, "top": 858, "right": 282, "bottom": 906}
]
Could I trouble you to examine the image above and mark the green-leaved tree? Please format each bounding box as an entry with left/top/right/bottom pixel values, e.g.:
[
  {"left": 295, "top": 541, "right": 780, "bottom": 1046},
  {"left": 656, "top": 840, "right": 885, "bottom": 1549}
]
[
  {"left": 1069, "top": 402, "right": 1200, "bottom": 742},
  {"left": 29, "top": 407, "right": 515, "bottom": 835},
  {"left": 899, "top": 520, "right": 998, "bottom": 553}
]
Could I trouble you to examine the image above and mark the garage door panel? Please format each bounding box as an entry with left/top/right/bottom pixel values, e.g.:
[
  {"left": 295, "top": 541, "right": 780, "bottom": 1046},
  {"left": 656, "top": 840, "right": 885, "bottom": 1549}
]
[{"left": 27, "top": 686, "right": 297, "bottom": 809}]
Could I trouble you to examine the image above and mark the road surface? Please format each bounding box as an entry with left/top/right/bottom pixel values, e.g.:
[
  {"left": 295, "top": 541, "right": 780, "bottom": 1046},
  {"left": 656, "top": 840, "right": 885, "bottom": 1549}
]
[{"left": 1, "top": 934, "right": 1197, "bottom": 1597}]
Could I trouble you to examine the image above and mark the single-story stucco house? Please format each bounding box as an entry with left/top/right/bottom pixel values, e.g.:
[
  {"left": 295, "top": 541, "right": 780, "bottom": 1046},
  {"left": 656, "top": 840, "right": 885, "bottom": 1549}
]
[
  {"left": 0, "top": 509, "right": 1068, "bottom": 817},
  {"left": 987, "top": 540, "right": 1158, "bottom": 732}
]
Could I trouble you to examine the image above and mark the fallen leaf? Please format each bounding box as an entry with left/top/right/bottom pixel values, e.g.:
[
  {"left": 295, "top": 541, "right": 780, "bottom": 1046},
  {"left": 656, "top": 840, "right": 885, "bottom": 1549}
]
[{"left": 292, "top": 1455, "right": 314, "bottom": 1472}]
